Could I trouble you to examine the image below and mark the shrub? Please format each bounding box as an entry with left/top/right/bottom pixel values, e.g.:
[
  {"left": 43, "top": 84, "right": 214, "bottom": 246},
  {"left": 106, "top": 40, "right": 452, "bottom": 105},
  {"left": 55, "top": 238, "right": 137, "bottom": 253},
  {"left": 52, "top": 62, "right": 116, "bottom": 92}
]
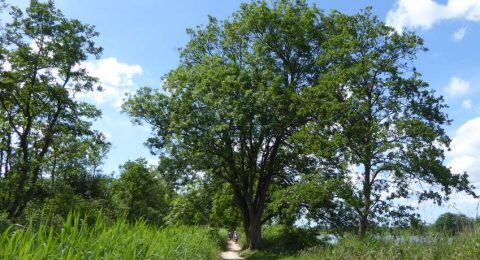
[
  {"left": 433, "top": 212, "right": 474, "bottom": 235},
  {"left": 260, "top": 225, "right": 320, "bottom": 253},
  {"left": 21, "top": 181, "right": 114, "bottom": 229}
]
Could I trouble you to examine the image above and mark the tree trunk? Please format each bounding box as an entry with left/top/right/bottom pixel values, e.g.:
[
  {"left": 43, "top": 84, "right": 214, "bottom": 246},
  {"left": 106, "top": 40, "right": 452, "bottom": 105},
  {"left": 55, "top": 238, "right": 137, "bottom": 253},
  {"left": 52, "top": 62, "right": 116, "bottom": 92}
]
[
  {"left": 359, "top": 212, "right": 368, "bottom": 238},
  {"left": 5, "top": 132, "right": 11, "bottom": 176},
  {"left": 244, "top": 212, "right": 262, "bottom": 250},
  {"left": 0, "top": 146, "right": 3, "bottom": 177},
  {"left": 226, "top": 134, "right": 281, "bottom": 250},
  {"left": 359, "top": 163, "right": 371, "bottom": 238},
  {"left": 233, "top": 186, "right": 265, "bottom": 250},
  {"left": 51, "top": 155, "right": 57, "bottom": 185}
]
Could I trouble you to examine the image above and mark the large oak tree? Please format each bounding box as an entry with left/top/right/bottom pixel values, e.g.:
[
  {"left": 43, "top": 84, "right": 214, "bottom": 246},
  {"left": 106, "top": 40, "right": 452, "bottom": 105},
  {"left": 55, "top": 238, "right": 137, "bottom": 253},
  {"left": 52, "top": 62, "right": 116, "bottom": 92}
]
[{"left": 123, "top": 0, "right": 325, "bottom": 249}]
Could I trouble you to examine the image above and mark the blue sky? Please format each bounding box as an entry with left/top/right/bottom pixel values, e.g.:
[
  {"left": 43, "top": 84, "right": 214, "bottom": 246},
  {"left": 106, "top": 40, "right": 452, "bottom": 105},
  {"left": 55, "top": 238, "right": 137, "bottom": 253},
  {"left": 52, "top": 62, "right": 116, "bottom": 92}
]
[{"left": 7, "top": 0, "right": 480, "bottom": 222}]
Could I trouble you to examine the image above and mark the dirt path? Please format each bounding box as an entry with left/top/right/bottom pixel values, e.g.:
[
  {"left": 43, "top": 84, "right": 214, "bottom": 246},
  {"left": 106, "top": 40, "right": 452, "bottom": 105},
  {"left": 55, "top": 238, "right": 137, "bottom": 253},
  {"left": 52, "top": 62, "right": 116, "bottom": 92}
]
[{"left": 220, "top": 240, "right": 243, "bottom": 260}]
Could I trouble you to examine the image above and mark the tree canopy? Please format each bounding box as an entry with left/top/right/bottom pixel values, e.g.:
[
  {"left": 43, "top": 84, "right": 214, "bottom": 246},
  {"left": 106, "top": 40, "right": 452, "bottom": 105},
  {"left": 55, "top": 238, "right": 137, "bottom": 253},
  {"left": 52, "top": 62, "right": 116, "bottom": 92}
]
[
  {"left": 298, "top": 8, "right": 475, "bottom": 236},
  {"left": 0, "top": 0, "right": 104, "bottom": 218},
  {"left": 112, "top": 159, "right": 169, "bottom": 225},
  {"left": 123, "top": 0, "right": 328, "bottom": 249}
]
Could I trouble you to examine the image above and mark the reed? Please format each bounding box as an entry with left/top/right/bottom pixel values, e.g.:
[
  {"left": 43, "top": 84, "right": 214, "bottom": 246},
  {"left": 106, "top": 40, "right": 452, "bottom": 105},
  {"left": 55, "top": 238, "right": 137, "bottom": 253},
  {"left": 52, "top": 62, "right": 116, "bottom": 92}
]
[{"left": 0, "top": 212, "right": 221, "bottom": 259}]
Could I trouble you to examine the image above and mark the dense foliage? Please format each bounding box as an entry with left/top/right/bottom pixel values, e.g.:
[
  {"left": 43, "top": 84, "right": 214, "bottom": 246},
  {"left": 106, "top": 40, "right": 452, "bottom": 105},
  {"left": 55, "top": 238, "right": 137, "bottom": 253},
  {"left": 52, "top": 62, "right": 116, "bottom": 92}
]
[
  {"left": 111, "top": 159, "right": 170, "bottom": 225},
  {"left": 290, "top": 230, "right": 480, "bottom": 260}
]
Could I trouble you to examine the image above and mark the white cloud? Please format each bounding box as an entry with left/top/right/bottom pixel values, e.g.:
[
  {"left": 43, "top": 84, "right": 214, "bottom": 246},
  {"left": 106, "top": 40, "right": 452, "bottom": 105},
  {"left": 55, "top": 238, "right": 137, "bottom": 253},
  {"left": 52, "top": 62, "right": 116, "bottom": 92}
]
[
  {"left": 76, "top": 57, "right": 143, "bottom": 108},
  {"left": 445, "top": 118, "right": 480, "bottom": 217},
  {"left": 444, "top": 77, "right": 470, "bottom": 96},
  {"left": 462, "top": 99, "right": 473, "bottom": 109},
  {"left": 453, "top": 27, "right": 467, "bottom": 41},
  {"left": 386, "top": 0, "right": 480, "bottom": 32},
  {"left": 448, "top": 117, "right": 480, "bottom": 184},
  {"left": 82, "top": 57, "right": 142, "bottom": 87}
]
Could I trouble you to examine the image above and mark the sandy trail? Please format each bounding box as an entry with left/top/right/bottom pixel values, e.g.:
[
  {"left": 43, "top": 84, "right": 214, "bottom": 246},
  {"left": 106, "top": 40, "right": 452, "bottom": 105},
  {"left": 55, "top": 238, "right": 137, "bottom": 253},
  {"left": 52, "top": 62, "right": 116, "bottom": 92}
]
[{"left": 220, "top": 240, "right": 243, "bottom": 260}]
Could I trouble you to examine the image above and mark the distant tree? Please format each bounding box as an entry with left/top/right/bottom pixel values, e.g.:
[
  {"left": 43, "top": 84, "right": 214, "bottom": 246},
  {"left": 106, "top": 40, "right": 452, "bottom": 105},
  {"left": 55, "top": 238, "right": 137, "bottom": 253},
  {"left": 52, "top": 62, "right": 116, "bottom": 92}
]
[
  {"left": 434, "top": 212, "right": 474, "bottom": 235},
  {"left": 112, "top": 159, "right": 169, "bottom": 225},
  {"left": 123, "top": 0, "right": 326, "bottom": 249},
  {"left": 408, "top": 215, "right": 427, "bottom": 234},
  {"left": 157, "top": 155, "right": 202, "bottom": 193},
  {"left": 164, "top": 186, "right": 212, "bottom": 226},
  {"left": 45, "top": 131, "right": 110, "bottom": 194},
  {"left": 0, "top": 0, "right": 103, "bottom": 218},
  {"left": 300, "top": 9, "right": 476, "bottom": 237}
]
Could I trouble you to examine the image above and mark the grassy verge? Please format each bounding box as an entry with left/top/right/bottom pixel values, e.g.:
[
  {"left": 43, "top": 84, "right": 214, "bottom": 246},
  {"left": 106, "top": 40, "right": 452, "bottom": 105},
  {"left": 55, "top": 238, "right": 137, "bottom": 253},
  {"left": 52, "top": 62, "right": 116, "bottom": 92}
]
[
  {"left": 292, "top": 232, "right": 480, "bottom": 260},
  {"left": 0, "top": 213, "right": 223, "bottom": 259},
  {"left": 241, "top": 225, "right": 480, "bottom": 259}
]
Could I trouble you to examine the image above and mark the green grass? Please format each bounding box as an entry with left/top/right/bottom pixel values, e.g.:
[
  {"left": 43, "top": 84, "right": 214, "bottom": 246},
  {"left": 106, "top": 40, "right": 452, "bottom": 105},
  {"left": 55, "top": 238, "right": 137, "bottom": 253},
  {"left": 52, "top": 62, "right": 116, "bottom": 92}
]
[
  {"left": 0, "top": 212, "right": 223, "bottom": 259},
  {"left": 242, "top": 225, "right": 480, "bottom": 259},
  {"left": 241, "top": 225, "right": 322, "bottom": 259},
  {"left": 292, "top": 232, "right": 480, "bottom": 260},
  {"left": 5, "top": 215, "right": 480, "bottom": 260}
]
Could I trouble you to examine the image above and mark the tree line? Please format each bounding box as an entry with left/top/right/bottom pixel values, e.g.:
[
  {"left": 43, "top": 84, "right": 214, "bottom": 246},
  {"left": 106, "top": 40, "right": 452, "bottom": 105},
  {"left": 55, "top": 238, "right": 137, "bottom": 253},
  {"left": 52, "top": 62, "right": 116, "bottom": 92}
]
[{"left": 0, "top": 0, "right": 475, "bottom": 250}]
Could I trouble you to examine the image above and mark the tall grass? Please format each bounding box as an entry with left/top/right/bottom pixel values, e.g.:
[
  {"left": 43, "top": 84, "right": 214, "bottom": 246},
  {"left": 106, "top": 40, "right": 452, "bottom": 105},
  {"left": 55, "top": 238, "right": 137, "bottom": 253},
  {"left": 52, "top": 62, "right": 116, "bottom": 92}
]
[
  {"left": 291, "top": 228, "right": 480, "bottom": 259},
  {"left": 0, "top": 212, "right": 222, "bottom": 259},
  {"left": 240, "top": 224, "right": 480, "bottom": 259}
]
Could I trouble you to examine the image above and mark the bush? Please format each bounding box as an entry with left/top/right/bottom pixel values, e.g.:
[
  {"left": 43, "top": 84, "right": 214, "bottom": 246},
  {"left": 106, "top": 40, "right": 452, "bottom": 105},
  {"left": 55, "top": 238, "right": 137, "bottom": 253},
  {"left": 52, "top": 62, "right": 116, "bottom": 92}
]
[
  {"left": 21, "top": 182, "right": 114, "bottom": 229},
  {"left": 260, "top": 225, "right": 321, "bottom": 253},
  {"left": 433, "top": 212, "right": 474, "bottom": 235}
]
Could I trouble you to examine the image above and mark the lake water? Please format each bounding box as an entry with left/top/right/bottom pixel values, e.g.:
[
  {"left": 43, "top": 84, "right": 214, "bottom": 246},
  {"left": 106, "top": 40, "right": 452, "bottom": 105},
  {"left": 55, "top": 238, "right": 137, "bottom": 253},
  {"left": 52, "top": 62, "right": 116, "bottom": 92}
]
[{"left": 316, "top": 234, "right": 450, "bottom": 245}]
